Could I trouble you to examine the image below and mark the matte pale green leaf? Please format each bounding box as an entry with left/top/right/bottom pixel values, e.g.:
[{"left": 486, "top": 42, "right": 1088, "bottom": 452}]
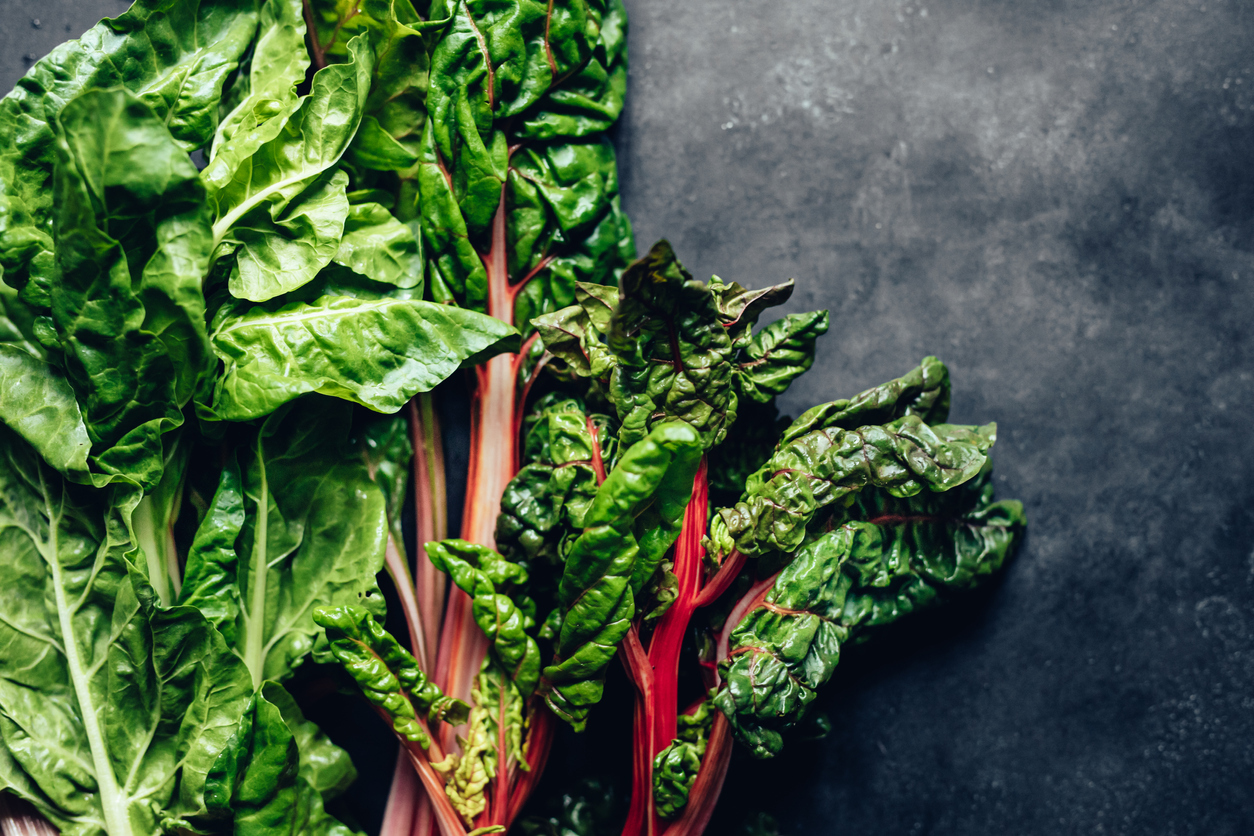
[{"left": 210, "top": 296, "right": 517, "bottom": 420}]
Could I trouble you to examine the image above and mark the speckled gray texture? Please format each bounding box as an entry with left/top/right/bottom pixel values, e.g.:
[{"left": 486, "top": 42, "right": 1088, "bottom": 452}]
[
  {"left": 2, "top": 1, "right": 1252, "bottom": 833},
  {"left": 615, "top": 1, "right": 1254, "bottom": 834}
]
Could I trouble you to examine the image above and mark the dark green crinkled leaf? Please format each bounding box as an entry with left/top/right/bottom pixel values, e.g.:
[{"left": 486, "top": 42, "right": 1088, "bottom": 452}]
[
  {"left": 734, "top": 310, "right": 830, "bottom": 403},
  {"left": 778, "top": 355, "right": 951, "bottom": 445},
  {"left": 179, "top": 454, "right": 246, "bottom": 644},
  {"left": 426, "top": 539, "right": 542, "bottom": 696},
  {"left": 209, "top": 294, "right": 517, "bottom": 421},
  {"left": 543, "top": 421, "right": 701, "bottom": 730},
  {"left": 179, "top": 399, "right": 388, "bottom": 688},
  {"left": 0, "top": 0, "right": 258, "bottom": 285},
  {"left": 495, "top": 395, "right": 615, "bottom": 575},
  {"left": 608, "top": 241, "right": 737, "bottom": 449},
  {"left": 715, "top": 464, "right": 1025, "bottom": 757},
  {"left": 651, "top": 701, "right": 714, "bottom": 819},
  {"left": 315, "top": 605, "right": 471, "bottom": 749},
  {"left": 0, "top": 427, "right": 252, "bottom": 836}
]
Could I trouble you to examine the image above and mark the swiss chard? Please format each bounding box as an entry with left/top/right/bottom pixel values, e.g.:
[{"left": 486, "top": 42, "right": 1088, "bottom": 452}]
[{"left": 0, "top": 2, "right": 1026, "bottom": 835}]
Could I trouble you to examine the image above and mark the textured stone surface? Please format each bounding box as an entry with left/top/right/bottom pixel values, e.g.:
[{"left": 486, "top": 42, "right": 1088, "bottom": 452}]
[{"left": 3, "top": 1, "right": 1253, "bottom": 833}]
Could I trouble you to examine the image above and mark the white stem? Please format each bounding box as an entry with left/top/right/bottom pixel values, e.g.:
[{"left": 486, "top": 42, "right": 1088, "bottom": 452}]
[
  {"left": 243, "top": 437, "right": 270, "bottom": 689},
  {"left": 42, "top": 477, "right": 133, "bottom": 836}
]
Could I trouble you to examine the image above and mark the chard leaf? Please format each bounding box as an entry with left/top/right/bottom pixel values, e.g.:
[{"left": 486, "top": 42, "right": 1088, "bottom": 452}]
[
  {"left": 0, "top": 345, "right": 90, "bottom": 473},
  {"left": 180, "top": 399, "right": 388, "bottom": 687},
  {"left": 334, "top": 202, "right": 424, "bottom": 288},
  {"left": 0, "top": 428, "right": 252, "bottom": 836},
  {"left": 434, "top": 664, "right": 528, "bottom": 826},
  {"left": 204, "top": 683, "right": 359, "bottom": 836},
  {"left": 315, "top": 605, "right": 471, "bottom": 749},
  {"left": 204, "top": 35, "right": 375, "bottom": 302},
  {"left": 720, "top": 415, "right": 996, "bottom": 556},
  {"left": 608, "top": 241, "right": 738, "bottom": 449},
  {"left": 652, "top": 702, "right": 714, "bottom": 820},
  {"left": 426, "top": 540, "right": 542, "bottom": 696},
  {"left": 708, "top": 276, "right": 794, "bottom": 345},
  {"left": 715, "top": 465, "right": 1025, "bottom": 757},
  {"left": 180, "top": 455, "right": 245, "bottom": 644},
  {"left": 778, "top": 355, "right": 951, "bottom": 444},
  {"left": 495, "top": 395, "right": 614, "bottom": 573},
  {"left": 542, "top": 422, "right": 701, "bottom": 730},
  {"left": 209, "top": 295, "right": 517, "bottom": 420},
  {"left": 406, "top": 0, "right": 634, "bottom": 318},
  {"left": 44, "top": 87, "right": 214, "bottom": 489},
  {"left": 0, "top": 0, "right": 259, "bottom": 285},
  {"left": 734, "top": 310, "right": 830, "bottom": 403},
  {"left": 213, "top": 0, "right": 310, "bottom": 156}
]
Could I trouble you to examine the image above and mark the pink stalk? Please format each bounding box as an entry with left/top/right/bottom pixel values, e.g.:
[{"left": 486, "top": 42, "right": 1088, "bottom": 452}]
[{"left": 0, "top": 796, "right": 57, "bottom": 836}]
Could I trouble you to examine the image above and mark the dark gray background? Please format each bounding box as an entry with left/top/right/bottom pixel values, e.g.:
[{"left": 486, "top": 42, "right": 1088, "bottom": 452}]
[{"left": 4, "top": 1, "right": 1253, "bottom": 834}]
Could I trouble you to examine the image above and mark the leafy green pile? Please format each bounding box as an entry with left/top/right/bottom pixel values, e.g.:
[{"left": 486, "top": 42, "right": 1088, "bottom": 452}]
[{"left": 0, "top": 2, "right": 1024, "bottom": 836}]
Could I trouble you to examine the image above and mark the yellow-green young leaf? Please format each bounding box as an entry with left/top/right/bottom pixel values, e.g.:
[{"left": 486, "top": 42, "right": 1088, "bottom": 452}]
[
  {"left": 204, "top": 36, "right": 375, "bottom": 302},
  {"left": 0, "top": 428, "right": 252, "bottom": 836},
  {"left": 209, "top": 295, "right": 518, "bottom": 421}
]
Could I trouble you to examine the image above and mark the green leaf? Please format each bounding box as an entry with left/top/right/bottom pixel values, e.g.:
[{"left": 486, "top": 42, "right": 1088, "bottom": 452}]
[
  {"left": 720, "top": 414, "right": 996, "bottom": 557},
  {"left": 315, "top": 604, "right": 471, "bottom": 749},
  {"left": 360, "top": 413, "right": 414, "bottom": 549},
  {"left": 495, "top": 395, "right": 613, "bottom": 574},
  {"left": 715, "top": 465, "right": 1025, "bottom": 757},
  {"left": 0, "top": 428, "right": 252, "bottom": 836},
  {"left": 180, "top": 399, "right": 389, "bottom": 688},
  {"left": 334, "top": 202, "right": 424, "bottom": 288},
  {"left": 209, "top": 294, "right": 518, "bottom": 421},
  {"left": 204, "top": 684, "right": 359, "bottom": 836},
  {"left": 542, "top": 421, "right": 701, "bottom": 730},
  {"left": 531, "top": 282, "right": 618, "bottom": 378},
  {"left": 652, "top": 701, "right": 714, "bottom": 819},
  {"left": 0, "top": 0, "right": 259, "bottom": 284},
  {"left": 778, "top": 355, "right": 952, "bottom": 445},
  {"left": 608, "top": 241, "right": 738, "bottom": 449},
  {"left": 44, "top": 87, "right": 215, "bottom": 489},
  {"left": 427, "top": 539, "right": 543, "bottom": 695},
  {"left": 204, "top": 35, "right": 376, "bottom": 302},
  {"left": 179, "top": 454, "right": 246, "bottom": 644},
  {"left": 734, "top": 310, "right": 830, "bottom": 403},
  {"left": 0, "top": 345, "right": 90, "bottom": 473}
]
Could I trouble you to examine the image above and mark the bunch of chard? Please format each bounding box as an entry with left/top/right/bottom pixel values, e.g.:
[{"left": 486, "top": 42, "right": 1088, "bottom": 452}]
[{"left": 0, "top": 0, "right": 1025, "bottom": 834}]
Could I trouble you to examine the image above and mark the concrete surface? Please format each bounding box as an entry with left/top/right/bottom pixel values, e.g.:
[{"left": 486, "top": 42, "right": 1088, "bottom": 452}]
[{"left": 3, "top": 1, "right": 1252, "bottom": 834}]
